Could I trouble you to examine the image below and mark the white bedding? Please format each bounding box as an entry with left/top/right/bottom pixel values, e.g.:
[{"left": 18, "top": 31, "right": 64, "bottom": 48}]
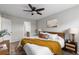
[
  {"left": 23, "top": 43, "right": 54, "bottom": 55},
  {"left": 48, "top": 36, "right": 64, "bottom": 48},
  {"left": 23, "top": 33, "right": 64, "bottom": 55},
  {"left": 38, "top": 33, "right": 64, "bottom": 48}
]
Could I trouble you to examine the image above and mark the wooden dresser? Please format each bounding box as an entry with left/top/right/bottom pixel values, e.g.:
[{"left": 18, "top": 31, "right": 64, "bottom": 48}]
[
  {"left": 0, "top": 40, "right": 10, "bottom": 55},
  {"left": 64, "top": 41, "right": 77, "bottom": 54}
]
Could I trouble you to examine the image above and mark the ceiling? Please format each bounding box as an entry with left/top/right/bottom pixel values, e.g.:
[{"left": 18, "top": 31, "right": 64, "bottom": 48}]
[{"left": 0, "top": 4, "right": 77, "bottom": 20}]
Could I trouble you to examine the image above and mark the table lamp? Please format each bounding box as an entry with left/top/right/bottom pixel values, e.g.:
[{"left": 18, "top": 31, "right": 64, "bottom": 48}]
[
  {"left": 69, "top": 28, "right": 78, "bottom": 42},
  {"left": 38, "top": 29, "right": 42, "bottom": 34}
]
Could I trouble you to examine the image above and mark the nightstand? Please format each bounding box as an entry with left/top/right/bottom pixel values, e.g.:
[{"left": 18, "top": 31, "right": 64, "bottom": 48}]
[
  {"left": 0, "top": 40, "right": 10, "bottom": 55},
  {"left": 64, "top": 41, "right": 77, "bottom": 54}
]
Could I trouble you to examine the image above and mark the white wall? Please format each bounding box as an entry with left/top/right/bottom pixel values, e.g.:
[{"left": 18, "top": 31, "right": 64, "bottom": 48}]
[
  {"left": 0, "top": 14, "right": 1, "bottom": 31},
  {"left": 1, "top": 14, "right": 37, "bottom": 42},
  {"left": 11, "top": 18, "right": 37, "bottom": 42},
  {"left": 37, "top": 6, "right": 79, "bottom": 53},
  {"left": 11, "top": 19, "right": 24, "bottom": 42},
  {"left": 1, "top": 17, "right": 12, "bottom": 33},
  {"left": 37, "top": 6, "right": 79, "bottom": 32},
  {"left": 0, "top": 14, "right": 12, "bottom": 41}
]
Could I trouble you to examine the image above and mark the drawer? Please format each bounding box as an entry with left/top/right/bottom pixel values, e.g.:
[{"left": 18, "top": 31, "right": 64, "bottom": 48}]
[
  {"left": 65, "top": 46, "right": 75, "bottom": 51},
  {"left": 66, "top": 43, "right": 75, "bottom": 48}
]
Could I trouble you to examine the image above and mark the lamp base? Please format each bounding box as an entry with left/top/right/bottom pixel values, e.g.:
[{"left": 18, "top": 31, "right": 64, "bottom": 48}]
[{"left": 72, "top": 34, "right": 75, "bottom": 42}]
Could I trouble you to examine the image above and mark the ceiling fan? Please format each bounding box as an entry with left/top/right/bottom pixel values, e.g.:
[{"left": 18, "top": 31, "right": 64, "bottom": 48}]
[{"left": 24, "top": 4, "right": 45, "bottom": 15}]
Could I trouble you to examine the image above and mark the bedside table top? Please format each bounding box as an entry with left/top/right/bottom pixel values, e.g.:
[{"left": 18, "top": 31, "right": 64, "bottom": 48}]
[
  {"left": 66, "top": 41, "right": 77, "bottom": 44},
  {"left": 65, "top": 40, "right": 77, "bottom": 44}
]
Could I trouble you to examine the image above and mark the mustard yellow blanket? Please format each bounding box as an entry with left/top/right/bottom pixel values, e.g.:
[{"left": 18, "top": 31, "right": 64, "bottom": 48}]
[{"left": 21, "top": 38, "right": 63, "bottom": 55}]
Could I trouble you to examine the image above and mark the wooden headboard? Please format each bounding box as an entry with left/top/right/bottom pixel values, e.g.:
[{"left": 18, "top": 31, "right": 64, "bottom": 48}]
[{"left": 44, "top": 32, "right": 65, "bottom": 39}]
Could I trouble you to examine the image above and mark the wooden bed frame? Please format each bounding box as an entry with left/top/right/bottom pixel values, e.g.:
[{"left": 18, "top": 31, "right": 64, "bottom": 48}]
[{"left": 44, "top": 32, "right": 65, "bottom": 39}]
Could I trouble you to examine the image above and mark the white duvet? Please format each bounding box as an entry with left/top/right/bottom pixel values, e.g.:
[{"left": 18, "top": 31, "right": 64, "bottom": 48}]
[
  {"left": 23, "top": 43, "right": 54, "bottom": 55},
  {"left": 49, "top": 36, "right": 65, "bottom": 48},
  {"left": 23, "top": 34, "right": 64, "bottom": 55}
]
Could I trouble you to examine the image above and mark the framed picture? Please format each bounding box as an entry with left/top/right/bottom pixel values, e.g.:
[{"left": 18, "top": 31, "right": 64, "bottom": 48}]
[{"left": 47, "top": 19, "right": 58, "bottom": 28}]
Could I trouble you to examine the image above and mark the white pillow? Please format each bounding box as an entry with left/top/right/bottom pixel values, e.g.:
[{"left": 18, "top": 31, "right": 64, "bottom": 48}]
[
  {"left": 39, "top": 32, "right": 58, "bottom": 40},
  {"left": 48, "top": 34, "right": 58, "bottom": 40},
  {"left": 40, "top": 32, "right": 48, "bottom": 34}
]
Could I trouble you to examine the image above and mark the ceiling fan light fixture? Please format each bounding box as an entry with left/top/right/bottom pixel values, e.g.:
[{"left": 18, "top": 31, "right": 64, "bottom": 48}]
[
  {"left": 31, "top": 13, "right": 33, "bottom": 15},
  {"left": 24, "top": 4, "right": 45, "bottom": 15}
]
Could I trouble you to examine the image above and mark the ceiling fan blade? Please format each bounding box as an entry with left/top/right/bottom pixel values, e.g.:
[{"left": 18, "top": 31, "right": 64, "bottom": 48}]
[
  {"left": 36, "top": 8, "right": 45, "bottom": 11},
  {"left": 24, "top": 10, "right": 32, "bottom": 12},
  {"left": 37, "top": 11, "right": 42, "bottom": 15},
  {"left": 28, "top": 4, "right": 33, "bottom": 9}
]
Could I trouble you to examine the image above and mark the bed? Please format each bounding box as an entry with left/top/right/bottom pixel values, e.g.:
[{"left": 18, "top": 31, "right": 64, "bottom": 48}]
[{"left": 20, "top": 32, "right": 65, "bottom": 55}]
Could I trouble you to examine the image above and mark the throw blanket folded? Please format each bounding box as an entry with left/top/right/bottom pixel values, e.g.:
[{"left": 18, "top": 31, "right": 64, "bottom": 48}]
[{"left": 21, "top": 38, "right": 63, "bottom": 55}]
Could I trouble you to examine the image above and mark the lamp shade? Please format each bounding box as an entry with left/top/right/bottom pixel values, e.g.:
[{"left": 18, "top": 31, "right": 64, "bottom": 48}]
[{"left": 69, "top": 28, "right": 79, "bottom": 34}]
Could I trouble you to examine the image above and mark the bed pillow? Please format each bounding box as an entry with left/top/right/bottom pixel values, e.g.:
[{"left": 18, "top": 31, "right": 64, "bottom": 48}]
[
  {"left": 39, "top": 33, "right": 48, "bottom": 39},
  {"left": 48, "top": 34, "right": 58, "bottom": 40}
]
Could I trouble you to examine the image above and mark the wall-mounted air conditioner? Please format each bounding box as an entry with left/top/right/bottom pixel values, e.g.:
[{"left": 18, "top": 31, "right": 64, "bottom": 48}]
[{"left": 47, "top": 19, "right": 58, "bottom": 27}]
